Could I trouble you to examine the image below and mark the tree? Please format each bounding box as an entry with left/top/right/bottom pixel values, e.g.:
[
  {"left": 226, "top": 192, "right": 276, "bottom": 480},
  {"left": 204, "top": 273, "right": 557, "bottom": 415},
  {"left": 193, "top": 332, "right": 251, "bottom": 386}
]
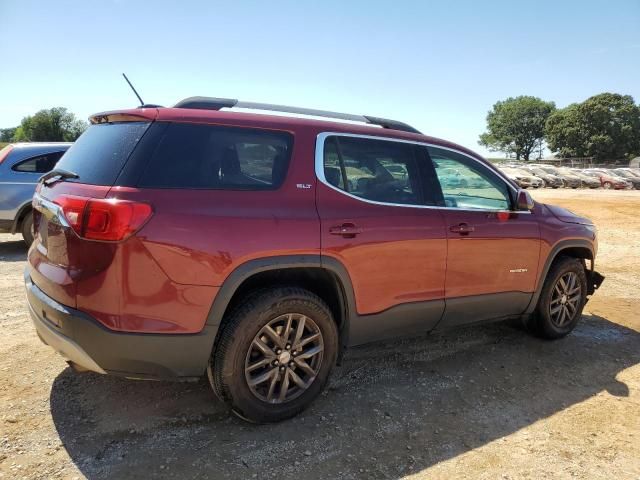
[
  {"left": 11, "top": 108, "right": 87, "bottom": 142},
  {"left": 479, "top": 96, "right": 556, "bottom": 160},
  {"left": 545, "top": 93, "right": 640, "bottom": 160},
  {"left": 0, "top": 128, "right": 16, "bottom": 142}
]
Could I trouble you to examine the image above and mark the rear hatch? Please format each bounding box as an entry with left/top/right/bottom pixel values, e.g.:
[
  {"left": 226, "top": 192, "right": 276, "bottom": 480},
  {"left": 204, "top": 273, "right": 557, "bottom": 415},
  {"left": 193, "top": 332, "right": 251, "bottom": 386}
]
[{"left": 29, "top": 115, "right": 154, "bottom": 307}]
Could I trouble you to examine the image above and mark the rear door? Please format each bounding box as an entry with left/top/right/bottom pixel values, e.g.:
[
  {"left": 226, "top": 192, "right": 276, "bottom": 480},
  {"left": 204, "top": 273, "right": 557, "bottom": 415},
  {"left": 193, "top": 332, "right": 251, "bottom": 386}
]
[
  {"left": 316, "top": 133, "right": 447, "bottom": 344},
  {"left": 427, "top": 146, "right": 541, "bottom": 327}
]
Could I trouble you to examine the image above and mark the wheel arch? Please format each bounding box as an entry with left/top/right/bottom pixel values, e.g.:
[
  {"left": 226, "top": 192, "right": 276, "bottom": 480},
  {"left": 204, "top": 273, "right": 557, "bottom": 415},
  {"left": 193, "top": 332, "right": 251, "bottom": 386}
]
[
  {"left": 11, "top": 200, "right": 32, "bottom": 234},
  {"left": 525, "top": 239, "right": 595, "bottom": 314},
  {"left": 205, "top": 255, "right": 356, "bottom": 363}
]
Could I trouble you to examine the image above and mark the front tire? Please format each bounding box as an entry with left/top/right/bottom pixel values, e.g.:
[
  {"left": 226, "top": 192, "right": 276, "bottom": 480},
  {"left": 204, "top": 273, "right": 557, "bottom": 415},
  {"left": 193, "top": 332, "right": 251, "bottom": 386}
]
[
  {"left": 21, "top": 211, "right": 34, "bottom": 247},
  {"left": 528, "top": 257, "right": 587, "bottom": 339},
  {"left": 208, "top": 287, "right": 338, "bottom": 423}
]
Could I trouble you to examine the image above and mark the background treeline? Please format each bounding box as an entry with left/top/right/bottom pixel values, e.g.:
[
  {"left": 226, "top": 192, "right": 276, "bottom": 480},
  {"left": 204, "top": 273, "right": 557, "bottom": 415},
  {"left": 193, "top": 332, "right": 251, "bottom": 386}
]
[
  {"left": 3, "top": 95, "right": 640, "bottom": 164},
  {"left": 0, "top": 108, "right": 87, "bottom": 147},
  {"left": 479, "top": 93, "right": 640, "bottom": 162}
]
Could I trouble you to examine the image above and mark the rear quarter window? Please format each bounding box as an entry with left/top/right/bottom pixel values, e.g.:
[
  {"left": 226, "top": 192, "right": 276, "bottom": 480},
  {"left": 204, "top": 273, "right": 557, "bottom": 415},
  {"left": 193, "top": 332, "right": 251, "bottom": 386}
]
[
  {"left": 55, "top": 122, "right": 150, "bottom": 185},
  {"left": 12, "top": 151, "right": 66, "bottom": 173},
  {"left": 138, "top": 123, "right": 292, "bottom": 190}
]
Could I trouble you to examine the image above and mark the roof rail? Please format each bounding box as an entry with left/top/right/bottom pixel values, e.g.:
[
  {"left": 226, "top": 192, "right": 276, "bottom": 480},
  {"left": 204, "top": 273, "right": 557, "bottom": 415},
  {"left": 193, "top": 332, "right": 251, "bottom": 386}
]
[{"left": 173, "top": 96, "right": 421, "bottom": 134}]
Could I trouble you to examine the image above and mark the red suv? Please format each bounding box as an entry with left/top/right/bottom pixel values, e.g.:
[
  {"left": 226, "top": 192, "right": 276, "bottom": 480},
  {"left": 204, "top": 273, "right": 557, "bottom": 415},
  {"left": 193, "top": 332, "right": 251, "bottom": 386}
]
[{"left": 25, "top": 98, "right": 604, "bottom": 422}]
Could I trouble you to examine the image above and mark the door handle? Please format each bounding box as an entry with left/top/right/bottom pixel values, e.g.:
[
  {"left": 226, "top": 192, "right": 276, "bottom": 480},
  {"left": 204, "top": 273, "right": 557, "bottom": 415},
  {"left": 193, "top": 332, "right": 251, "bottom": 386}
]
[
  {"left": 449, "top": 223, "right": 475, "bottom": 235},
  {"left": 329, "top": 223, "right": 362, "bottom": 238}
]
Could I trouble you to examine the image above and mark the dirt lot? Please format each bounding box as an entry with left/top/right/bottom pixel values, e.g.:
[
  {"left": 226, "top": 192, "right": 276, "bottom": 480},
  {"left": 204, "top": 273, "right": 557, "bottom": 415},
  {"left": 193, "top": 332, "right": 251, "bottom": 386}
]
[{"left": 1, "top": 189, "right": 639, "bottom": 480}]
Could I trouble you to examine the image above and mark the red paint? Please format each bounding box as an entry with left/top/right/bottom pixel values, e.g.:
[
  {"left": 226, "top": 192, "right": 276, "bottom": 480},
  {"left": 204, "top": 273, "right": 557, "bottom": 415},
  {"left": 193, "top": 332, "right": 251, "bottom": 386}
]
[{"left": 28, "top": 105, "right": 597, "bottom": 335}]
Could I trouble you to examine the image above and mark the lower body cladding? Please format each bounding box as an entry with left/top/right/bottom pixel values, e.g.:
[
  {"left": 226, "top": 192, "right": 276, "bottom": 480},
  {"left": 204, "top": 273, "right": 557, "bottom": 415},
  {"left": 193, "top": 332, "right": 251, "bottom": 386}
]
[
  {"left": 25, "top": 272, "right": 216, "bottom": 380},
  {"left": 25, "top": 266, "right": 606, "bottom": 381}
]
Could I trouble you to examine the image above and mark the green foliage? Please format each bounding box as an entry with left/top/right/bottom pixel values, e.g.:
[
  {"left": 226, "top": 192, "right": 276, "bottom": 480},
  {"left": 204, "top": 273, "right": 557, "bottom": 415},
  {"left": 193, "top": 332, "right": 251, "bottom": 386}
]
[
  {"left": 479, "top": 96, "right": 556, "bottom": 161},
  {"left": 0, "top": 128, "right": 16, "bottom": 142},
  {"left": 545, "top": 93, "right": 640, "bottom": 160},
  {"left": 11, "top": 108, "right": 87, "bottom": 142},
  {"left": 12, "top": 126, "right": 29, "bottom": 142}
]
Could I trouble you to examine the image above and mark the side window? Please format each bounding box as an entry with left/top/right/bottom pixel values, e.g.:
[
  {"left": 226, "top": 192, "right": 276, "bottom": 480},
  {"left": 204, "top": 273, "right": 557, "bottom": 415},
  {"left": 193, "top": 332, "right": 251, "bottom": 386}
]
[
  {"left": 139, "top": 123, "right": 292, "bottom": 189},
  {"left": 322, "top": 136, "right": 424, "bottom": 206},
  {"left": 428, "top": 147, "right": 511, "bottom": 210},
  {"left": 12, "top": 151, "right": 65, "bottom": 173}
]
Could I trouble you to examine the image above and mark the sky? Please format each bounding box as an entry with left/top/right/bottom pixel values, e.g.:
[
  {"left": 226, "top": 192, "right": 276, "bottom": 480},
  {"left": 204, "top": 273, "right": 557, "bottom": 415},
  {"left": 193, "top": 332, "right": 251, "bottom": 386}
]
[{"left": 1, "top": 0, "right": 639, "bottom": 156}]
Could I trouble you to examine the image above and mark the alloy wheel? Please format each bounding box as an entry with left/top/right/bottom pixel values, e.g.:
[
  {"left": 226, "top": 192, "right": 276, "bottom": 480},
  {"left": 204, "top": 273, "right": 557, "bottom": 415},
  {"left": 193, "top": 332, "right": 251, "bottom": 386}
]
[
  {"left": 549, "top": 272, "right": 582, "bottom": 327},
  {"left": 244, "top": 313, "right": 324, "bottom": 403}
]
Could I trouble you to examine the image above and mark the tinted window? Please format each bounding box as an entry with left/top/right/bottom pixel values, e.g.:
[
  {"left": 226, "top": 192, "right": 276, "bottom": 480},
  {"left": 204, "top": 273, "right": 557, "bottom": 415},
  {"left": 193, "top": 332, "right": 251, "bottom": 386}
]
[
  {"left": 323, "top": 136, "right": 424, "bottom": 206},
  {"left": 428, "top": 147, "right": 511, "bottom": 210},
  {"left": 139, "top": 123, "right": 292, "bottom": 189},
  {"left": 12, "top": 151, "right": 65, "bottom": 173},
  {"left": 55, "top": 122, "right": 150, "bottom": 185}
]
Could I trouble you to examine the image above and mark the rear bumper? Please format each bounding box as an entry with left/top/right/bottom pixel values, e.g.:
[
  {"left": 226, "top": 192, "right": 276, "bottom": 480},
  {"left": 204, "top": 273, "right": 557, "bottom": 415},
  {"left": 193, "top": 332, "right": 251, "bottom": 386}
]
[{"left": 25, "top": 271, "right": 216, "bottom": 380}]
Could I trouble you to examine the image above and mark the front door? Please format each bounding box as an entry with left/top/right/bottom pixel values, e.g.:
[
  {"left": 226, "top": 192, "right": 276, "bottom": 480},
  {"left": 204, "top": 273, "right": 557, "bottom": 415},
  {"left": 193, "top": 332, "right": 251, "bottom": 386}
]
[
  {"left": 316, "top": 133, "right": 447, "bottom": 344},
  {"left": 427, "top": 146, "right": 541, "bottom": 327}
]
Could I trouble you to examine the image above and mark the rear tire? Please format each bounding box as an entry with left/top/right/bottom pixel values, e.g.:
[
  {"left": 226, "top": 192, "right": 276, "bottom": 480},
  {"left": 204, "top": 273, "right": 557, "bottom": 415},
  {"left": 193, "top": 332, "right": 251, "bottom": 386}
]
[
  {"left": 603, "top": 181, "right": 612, "bottom": 189},
  {"left": 527, "top": 257, "right": 587, "bottom": 339},
  {"left": 208, "top": 287, "right": 338, "bottom": 423},
  {"left": 21, "top": 211, "right": 34, "bottom": 247}
]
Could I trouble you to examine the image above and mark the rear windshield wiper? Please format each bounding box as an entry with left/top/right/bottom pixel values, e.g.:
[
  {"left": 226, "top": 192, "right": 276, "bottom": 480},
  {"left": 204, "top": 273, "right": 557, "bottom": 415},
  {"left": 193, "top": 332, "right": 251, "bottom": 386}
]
[{"left": 40, "top": 168, "right": 80, "bottom": 185}]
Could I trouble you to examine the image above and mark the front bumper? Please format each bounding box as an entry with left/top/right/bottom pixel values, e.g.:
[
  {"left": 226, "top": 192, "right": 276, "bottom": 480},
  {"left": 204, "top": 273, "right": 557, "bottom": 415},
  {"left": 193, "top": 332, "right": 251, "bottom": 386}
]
[{"left": 25, "top": 271, "right": 216, "bottom": 379}]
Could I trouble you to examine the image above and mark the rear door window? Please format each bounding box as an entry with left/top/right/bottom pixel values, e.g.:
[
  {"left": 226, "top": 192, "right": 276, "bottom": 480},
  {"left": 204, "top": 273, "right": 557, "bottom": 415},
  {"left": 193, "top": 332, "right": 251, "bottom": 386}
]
[
  {"left": 54, "top": 122, "right": 151, "bottom": 185},
  {"left": 138, "top": 123, "right": 292, "bottom": 189},
  {"left": 12, "top": 151, "right": 65, "bottom": 173},
  {"left": 322, "top": 135, "right": 434, "bottom": 206}
]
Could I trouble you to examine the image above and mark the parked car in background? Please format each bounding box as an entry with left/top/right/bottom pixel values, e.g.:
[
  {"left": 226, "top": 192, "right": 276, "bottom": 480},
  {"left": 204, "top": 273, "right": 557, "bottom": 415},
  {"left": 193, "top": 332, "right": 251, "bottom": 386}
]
[
  {"left": 531, "top": 165, "right": 582, "bottom": 188},
  {"left": 591, "top": 169, "right": 634, "bottom": 189},
  {"left": 612, "top": 169, "right": 640, "bottom": 189},
  {"left": 565, "top": 169, "right": 601, "bottom": 189},
  {"left": 500, "top": 167, "right": 544, "bottom": 188},
  {"left": 0, "top": 143, "right": 71, "bottom": 245},
  {"left": 520, "top": 166, "right": 564, "bottom": 188},
  {"left": 582, "top": 169, "right": 631, "bottom": 190}
]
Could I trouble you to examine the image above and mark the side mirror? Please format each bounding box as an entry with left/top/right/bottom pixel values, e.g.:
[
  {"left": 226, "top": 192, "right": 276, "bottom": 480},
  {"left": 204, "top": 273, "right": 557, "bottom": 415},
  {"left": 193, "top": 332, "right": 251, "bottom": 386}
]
[{"left": 516, "top": 189, "right": 535, "bottom": 211}]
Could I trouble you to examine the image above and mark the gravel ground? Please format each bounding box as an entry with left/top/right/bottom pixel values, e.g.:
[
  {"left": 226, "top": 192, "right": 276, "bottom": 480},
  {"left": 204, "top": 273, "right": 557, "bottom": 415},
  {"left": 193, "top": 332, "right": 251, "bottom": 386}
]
[{"left": 0, "top": 189, "right": 639, "bottom": 480}]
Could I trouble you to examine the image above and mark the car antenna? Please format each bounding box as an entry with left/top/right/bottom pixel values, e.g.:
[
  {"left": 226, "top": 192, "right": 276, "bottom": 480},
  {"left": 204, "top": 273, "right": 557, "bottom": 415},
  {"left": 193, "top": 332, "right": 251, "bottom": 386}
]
[
  {"left": 121, "top": 73, "right": 163, "bottom": 108},
  {"left": 122, "top": 73, "right": 145, "bottom": 106}
]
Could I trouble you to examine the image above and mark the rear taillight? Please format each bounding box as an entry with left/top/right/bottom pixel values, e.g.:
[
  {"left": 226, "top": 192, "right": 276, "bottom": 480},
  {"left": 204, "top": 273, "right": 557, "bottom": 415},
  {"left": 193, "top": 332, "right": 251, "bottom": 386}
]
[
  {"left": 53, "top": 195, "right": 153, "bottom": 241},
  {"left": 0, "top": 145, "right": 14, "bottom": 164}
]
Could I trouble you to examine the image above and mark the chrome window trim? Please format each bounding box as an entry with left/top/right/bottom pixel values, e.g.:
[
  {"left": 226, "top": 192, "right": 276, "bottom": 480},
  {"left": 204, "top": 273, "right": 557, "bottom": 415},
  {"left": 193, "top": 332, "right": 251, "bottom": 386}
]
[{"left": 314, "top": 131, "right": 529, "bottom": 214}]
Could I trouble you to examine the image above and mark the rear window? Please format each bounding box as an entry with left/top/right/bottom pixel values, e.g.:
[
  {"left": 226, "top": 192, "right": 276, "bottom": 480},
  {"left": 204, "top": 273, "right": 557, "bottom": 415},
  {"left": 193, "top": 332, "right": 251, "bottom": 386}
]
[
  {"left": 55, "top": 122, "right": 150, "bottom": 185},
  {"left": 138, "top": 123, "right": 292, "bottom": 190}
]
